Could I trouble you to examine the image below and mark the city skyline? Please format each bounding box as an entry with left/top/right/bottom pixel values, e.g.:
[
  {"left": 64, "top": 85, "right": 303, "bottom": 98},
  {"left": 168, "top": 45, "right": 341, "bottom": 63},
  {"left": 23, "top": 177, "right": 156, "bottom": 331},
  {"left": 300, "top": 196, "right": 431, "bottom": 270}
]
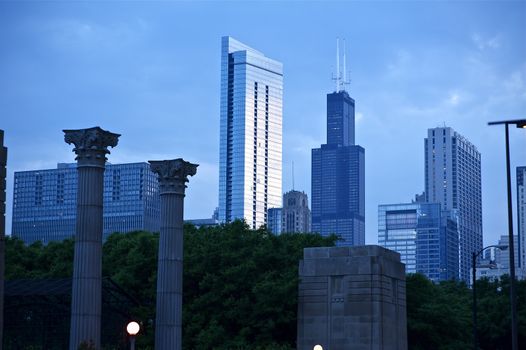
[{"left": 1, "top": 1, "right": 525, "bottom": 247}]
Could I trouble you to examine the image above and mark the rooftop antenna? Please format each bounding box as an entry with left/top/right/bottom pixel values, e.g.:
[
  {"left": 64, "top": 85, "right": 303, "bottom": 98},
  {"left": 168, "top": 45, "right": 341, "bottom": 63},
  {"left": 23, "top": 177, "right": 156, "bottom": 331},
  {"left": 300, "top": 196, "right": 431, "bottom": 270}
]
[
  {"left": 343, "top": 39, "right": 351, "bottom": 90},
  {"left": 336, "top": 38, "right": 340, "bottom": 92},
  {"left": 292, "top": 160, "right": 295, "bottom": 191},
  {"left": 343, "top": 39, "right": 346, "bottom": 91}
]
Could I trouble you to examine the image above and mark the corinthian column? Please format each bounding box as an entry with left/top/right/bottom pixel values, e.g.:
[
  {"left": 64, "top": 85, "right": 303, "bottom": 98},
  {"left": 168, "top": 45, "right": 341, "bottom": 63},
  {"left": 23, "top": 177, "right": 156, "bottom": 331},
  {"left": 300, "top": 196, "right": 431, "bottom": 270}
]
[
  {"left": 149, "top": 159, "right": 198, "bottom": 350},
  {"left": 64, "top": 126, "right": 120, "bottom": 350}
]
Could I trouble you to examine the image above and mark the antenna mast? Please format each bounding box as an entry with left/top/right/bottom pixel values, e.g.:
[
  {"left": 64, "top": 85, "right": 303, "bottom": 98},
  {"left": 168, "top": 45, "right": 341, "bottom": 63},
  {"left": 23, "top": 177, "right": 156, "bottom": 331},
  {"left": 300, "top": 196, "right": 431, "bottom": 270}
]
[
  {"left": 343, "top": 39, "right": 346, "bottom": 91},
  {"left": 292, "top": 161, "right": 295, "bottom": 191},
  {"left": 336, "top": 38, "right": 340, "bottom": 92}
]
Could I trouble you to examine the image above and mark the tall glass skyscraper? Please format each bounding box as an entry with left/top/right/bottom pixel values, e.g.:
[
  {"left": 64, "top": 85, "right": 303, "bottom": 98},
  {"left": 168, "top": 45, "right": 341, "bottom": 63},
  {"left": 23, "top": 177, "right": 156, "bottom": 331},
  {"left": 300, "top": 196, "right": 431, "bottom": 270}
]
[
  {"left": 517, "top": 166, "right": 526, "bottom": 270},
  {"left": 311, "top": 91, "right": 365, "bottom": 246},
  {"left": 424, "top": 127, "right": 482, "bottom": 282},
  {"left": 378, "top": 202, "right": 459, "bottom": 282},
  {"left": 12, "top": 162, "right": 160, "bottom": 244},
  {"left": 218, "top": 36, "right": 283, "bottom": 229}
]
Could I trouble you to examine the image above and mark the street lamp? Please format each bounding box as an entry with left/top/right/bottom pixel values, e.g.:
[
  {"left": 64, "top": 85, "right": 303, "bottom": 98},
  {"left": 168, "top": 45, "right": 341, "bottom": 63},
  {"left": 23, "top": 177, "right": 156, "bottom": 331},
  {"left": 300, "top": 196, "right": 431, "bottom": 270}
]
[
  {"left": 313, "top": 345, "right": 324, "bottom": 350},
  {"left": 472, "top": 244, "right": 508, "bottom": 350},
  {"left": 488, "top": 118, "right": 526, "bottom": 350},
  {"left": 126, "top": 321, "right": 140, "bottom": 350}
]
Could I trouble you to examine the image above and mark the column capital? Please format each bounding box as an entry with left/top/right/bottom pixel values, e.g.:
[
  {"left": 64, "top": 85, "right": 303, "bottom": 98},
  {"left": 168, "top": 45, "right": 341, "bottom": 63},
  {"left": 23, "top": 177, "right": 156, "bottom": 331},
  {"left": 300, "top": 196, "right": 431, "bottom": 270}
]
[
  {"left": 63, "top": 127, "right": 120, "bottom": 167},
  {"left": 149, "top": 159, "right": 198, "bottom": 195}
]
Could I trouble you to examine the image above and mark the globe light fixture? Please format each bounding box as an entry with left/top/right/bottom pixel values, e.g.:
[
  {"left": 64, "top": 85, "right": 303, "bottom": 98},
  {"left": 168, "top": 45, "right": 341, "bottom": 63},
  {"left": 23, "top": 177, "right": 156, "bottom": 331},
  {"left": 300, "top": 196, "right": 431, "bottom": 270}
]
[
  {"left": 313, "top": 345, "right": 323, "bottom": 350},
  {"left": 126, "top": 321, "right": 140, "bottom": 336},
  {"left": 126, "top": 321, "right": 140, "bottom": 350}
]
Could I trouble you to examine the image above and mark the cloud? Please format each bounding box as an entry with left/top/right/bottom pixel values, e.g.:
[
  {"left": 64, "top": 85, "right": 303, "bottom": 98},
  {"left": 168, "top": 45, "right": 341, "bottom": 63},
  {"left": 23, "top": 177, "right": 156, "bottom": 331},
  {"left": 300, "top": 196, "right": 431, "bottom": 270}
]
[
  {"left": 356, "top": 112, "right": 364, "bottom": 123},
  {"left": 472, "top": 33, "right": 501, "bottom": 50}
]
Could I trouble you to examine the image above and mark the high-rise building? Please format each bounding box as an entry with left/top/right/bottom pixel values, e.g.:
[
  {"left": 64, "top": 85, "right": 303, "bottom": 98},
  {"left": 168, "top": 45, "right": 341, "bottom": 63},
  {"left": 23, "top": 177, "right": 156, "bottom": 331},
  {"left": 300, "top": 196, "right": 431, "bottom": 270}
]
[
  {"left": 0, "top": 130, "right": 7, "bottom": 344},
  {"left": 424, "top": 127, "right": 482, "bottom": 282},
  {"left": 475, "top": 235, "right": 526, "bottom": 282},
  {"left": 311, "top": 90, "right": 365, "bottom": 246},
  {"left": 517, "top": 166, "right": 526, "bottom": 270},
  {"left": 12, "top": 162, "right": 160, "bottom": 244},
  {"left": 267, "top": 207, "right": 282, "bottom": 235},
  {"left": 378, "top": 202, "right": 459, "bottom": 282},
  {"left": 282, "top": 190, "right": 311, "bottom": 233},
  {"left": 218, "top": 36, "right": 283, "bottom": 229}
]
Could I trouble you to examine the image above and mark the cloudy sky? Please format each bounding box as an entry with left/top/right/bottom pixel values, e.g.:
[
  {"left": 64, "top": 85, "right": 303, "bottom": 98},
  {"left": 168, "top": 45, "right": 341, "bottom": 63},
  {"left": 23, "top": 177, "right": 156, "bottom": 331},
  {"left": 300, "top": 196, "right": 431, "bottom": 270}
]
[{"left": 1, "top": 1, "right": 525, "bottom": 245}]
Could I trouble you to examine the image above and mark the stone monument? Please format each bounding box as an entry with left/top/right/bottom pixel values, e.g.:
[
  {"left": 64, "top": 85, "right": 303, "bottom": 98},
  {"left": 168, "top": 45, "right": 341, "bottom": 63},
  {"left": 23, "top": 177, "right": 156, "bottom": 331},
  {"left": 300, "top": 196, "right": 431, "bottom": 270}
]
[
  {"left": 0, "top": 130, "right": 7, "bottom": 350},
  {"left": 297, "top": 246, "right": 407, "bottom": 350},
  {"left": 149, "top": 159, "right": 197, "bottom": 350},
  {"left": 64, "top": 126, "right": 120, "bottom": 350}
]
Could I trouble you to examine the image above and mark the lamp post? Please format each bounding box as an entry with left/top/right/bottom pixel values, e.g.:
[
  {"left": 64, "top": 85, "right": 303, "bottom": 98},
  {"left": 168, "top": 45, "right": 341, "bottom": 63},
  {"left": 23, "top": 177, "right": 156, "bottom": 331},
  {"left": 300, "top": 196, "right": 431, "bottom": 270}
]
[
  {"left": 126, "top": 321, "right": 140, "bottom": 350},
  {"left": 488, "top": 118, "right": 526, "bottom": 350},
  {"left": 472, "top": 244, "right": 508, "bottom": 350}
]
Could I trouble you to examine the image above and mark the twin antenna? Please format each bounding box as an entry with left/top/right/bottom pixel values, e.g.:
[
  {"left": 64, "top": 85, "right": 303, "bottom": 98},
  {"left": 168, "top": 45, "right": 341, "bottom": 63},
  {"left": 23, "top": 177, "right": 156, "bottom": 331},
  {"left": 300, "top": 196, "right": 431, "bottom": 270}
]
[{"left": 333, "top": 38, "right": 351, "bottom": 92}]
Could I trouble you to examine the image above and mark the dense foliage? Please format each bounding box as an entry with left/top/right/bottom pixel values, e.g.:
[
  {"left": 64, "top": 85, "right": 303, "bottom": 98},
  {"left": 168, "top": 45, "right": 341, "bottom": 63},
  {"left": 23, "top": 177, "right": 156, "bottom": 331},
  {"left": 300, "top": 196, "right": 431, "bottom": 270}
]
[
  {"left": 5, "top": 221, "right": 336, "bottom": 349},
  {"left": 5, "top": 222, "right": 526, "bottom": 349}
]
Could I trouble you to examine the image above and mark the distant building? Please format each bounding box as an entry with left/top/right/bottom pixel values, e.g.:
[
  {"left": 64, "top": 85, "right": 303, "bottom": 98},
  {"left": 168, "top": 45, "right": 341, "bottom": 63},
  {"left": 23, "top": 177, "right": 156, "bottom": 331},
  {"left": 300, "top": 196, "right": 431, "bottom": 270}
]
[
  {"left": 424, "top": 127, "right": 482, "bottom": 283},
  {"left": 12, "top": 162, "right": 160, "bottom": 244},
  {"left": 378, "top": 202, "right": 459, "bottom": 282},
  {"left": 475, "top": 235, "right": 526, "bottom": 281},
  {"left": 494, "top": 235, "right": 520, "bottom": 270},
  {"left": 186, "top": 208, "right": 220, "bottom": 228},
  {"left": 217, "top": 36, "right": 283, "bottom": 229},
  {"left": 517, "top": 166, "right": 526, "bottom": 270},
  {"left": 267, "top": 207, "right": 282, "bottom": 235},
  {"left": 311, "top": 90, "right": 365, "bottom": 246},
  {"left": 282, "top": 190, "right": 311, "bottom": 233}
]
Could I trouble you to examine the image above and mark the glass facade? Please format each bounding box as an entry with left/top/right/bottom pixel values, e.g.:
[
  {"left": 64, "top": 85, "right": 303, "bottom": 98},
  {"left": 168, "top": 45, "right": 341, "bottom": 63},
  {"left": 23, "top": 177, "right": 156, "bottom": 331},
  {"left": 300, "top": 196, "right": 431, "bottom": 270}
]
[
  {"left": 311, "top": 91, "right": 365, "bottom": 246},
  {"left": 517, "top": 166, "right": 526, "bottom": 270},
  {"left": 218, "top": 36, "right": 283, "bottom": 229},
  {"left": 12, "top": 162, "right": 160, "bottom": 244},
  {"left": 424, "top": 127, "right": 482, "bottom": 282},
  {"left": 267, "top": 207, "right": 282, "bottom": 235},
  {"left": 378, "top": 202, "right": 459, "bottom": 282}
]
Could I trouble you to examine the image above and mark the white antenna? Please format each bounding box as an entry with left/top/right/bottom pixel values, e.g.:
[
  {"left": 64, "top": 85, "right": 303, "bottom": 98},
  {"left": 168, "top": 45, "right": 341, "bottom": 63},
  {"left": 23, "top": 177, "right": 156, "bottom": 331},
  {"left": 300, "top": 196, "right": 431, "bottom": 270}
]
[
  {"left": 336, "top": 38, "right": 340, "bottom": 92},
  {"left": 292, "top": 161, "right": 295, "bottom": 191},
  {"left": 343, "top": 39, "right": 346, "bottom": 91}
]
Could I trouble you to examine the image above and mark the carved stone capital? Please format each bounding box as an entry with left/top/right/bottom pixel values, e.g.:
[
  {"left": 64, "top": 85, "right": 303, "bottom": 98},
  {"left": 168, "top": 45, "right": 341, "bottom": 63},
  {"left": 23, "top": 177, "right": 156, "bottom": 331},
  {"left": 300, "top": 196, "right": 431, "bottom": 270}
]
[
  {"left": 63, "top": 127, "right": 120, "bottom": 167},
  {"left": 149, "top": 159, "right": 198, "bottom": 195}
]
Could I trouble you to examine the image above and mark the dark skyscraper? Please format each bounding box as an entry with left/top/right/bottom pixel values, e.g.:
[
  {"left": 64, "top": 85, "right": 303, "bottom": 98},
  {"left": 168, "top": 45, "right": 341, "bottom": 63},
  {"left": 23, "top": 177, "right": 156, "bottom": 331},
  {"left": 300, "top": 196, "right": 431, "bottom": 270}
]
[{"left": 311, "top": 88, "right": 365, "bottom": 246}]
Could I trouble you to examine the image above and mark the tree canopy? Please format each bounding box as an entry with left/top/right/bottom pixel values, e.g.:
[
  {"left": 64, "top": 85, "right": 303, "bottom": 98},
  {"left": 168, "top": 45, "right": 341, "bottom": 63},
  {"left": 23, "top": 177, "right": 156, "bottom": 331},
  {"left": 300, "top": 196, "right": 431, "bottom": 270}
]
[{"left": 4, "top": 222, "right": 526, "bottom": 349}]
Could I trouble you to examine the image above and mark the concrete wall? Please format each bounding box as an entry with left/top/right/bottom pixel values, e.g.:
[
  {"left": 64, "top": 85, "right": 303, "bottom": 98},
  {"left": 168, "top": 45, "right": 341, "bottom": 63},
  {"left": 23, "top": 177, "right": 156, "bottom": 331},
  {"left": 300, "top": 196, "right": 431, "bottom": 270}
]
[{"left": 297, "top": 245, "right": 407, "bottom": 350}]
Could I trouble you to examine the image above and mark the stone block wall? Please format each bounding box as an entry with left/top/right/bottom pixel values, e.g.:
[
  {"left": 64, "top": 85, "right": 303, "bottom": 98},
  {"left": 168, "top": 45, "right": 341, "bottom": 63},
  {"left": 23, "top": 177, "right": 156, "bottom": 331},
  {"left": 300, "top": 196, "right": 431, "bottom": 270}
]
[{"left": 297, "top": 245, "right": 407, "bottom": 350}]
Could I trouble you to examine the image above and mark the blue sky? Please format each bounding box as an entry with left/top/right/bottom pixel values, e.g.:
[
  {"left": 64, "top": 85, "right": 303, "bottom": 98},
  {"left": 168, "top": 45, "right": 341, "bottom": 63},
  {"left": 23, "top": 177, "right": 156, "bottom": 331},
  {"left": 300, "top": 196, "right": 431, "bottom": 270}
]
[{"left": 1, "top": 1, "right": 525, "bottom": 245}]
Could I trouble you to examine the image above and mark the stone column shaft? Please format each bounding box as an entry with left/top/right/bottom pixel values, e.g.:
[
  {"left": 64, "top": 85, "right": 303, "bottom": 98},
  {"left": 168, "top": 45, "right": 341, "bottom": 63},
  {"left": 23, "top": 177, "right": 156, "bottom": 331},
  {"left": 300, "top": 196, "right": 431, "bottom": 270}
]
[
  {"left": 64, "top": 127, "right": 119, "bottom": 350},
  {"left": 150, "top": 159, "right": 197, "bottom": 350}
]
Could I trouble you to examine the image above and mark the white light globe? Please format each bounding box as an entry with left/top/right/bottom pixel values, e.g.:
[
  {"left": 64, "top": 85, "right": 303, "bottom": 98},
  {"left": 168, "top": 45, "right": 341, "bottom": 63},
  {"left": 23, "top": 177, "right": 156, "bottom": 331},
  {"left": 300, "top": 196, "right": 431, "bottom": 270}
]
[
  {"left": 313, "top": 345, "right": 323, "bottom": 350},
  {"left": 126, "top": 321, "right": 140, "bottom": 336}
]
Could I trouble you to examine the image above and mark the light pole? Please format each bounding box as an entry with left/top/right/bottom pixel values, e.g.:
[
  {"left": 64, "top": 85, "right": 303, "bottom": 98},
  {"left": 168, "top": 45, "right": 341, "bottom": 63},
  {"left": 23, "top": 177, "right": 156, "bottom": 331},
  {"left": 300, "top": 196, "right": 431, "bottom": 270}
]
[
  {"left": 488, "top": 118, "right": 526, "bottom": 350},
  {"left": 472, "top": 244, "right": 508, "bottom": 350},
  {"left": 126, "top": 321, "right": 140, "bottom": 350}
]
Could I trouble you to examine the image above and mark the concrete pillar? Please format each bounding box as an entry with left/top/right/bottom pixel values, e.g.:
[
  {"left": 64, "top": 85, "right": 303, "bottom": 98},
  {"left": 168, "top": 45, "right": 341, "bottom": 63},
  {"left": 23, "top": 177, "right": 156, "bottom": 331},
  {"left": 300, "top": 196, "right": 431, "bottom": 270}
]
[
  {"left": 0, "top": 130, "right": 7, "bottom": 350},
  {"left": 297, "top": 246, "right": 407, "bottom": 350},
  {"left": 149, "top": 159, "right": 197, "bottom": 350},
  {"left": 64, "top": 127, "right": 120, "bottom": 350}
]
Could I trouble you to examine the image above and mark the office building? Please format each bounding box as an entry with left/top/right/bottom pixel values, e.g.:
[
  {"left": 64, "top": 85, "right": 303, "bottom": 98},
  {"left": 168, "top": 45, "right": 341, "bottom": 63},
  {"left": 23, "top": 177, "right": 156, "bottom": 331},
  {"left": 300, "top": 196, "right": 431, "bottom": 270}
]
[
  {"left": 218, "top": 36, "right": 283, "bottom": 229},
  {"left": 425, "top": 127, "right": 482, "bottom": 282},
  {"left": 267, "top": 190, "right": 311, "bottom": 235},
  {"left": 282, "top": 190, "right": 311, "bottom": 233},
  {"left": 378, "top": 202, "right": 459, "bottom": 282},
  {"left": 475, "top": 235, "right": 525, "bottom": 281},
  {"left": 267, "top": 207, "right": 282, "bottom": 235},
  {"left": 12, "top": 162, "right": 160, "bottom": 244},
  {"left": 311, "top": 89, "right": 365, "bottom": 246},
  {"left": 517, "top": 166, "right": 526, "bottom": 270}
]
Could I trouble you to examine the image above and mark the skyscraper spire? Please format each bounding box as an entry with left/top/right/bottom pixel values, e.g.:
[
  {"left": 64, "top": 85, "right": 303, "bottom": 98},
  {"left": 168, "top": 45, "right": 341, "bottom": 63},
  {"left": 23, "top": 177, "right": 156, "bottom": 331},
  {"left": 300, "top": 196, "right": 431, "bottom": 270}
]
[{"left": 336, "top": 38, "right": 340, "bottom": 92}]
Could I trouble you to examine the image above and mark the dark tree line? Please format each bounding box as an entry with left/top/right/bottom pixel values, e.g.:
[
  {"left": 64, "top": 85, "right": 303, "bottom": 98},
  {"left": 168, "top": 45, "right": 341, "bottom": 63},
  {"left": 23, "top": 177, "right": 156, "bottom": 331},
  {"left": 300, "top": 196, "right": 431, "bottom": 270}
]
[{"left": 4, "top": 221, "right": 526, "bottom": 349}]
